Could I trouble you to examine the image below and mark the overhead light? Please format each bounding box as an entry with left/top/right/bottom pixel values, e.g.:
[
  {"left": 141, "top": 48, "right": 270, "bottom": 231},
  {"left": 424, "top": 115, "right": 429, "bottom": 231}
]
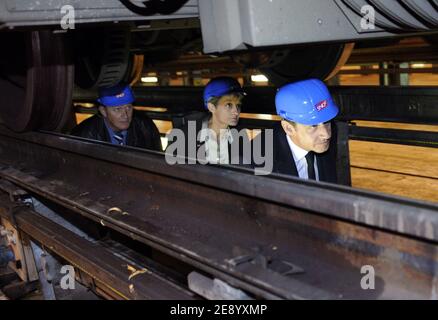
[
  {"left": 411, "top": 63, "right": 425, "bottom": 69},
  {"left": 251, "top": 74, "right": 269, "bottom": 82},
  {"left": 141, "top": 76, "right": 158, "bottom": 83}
]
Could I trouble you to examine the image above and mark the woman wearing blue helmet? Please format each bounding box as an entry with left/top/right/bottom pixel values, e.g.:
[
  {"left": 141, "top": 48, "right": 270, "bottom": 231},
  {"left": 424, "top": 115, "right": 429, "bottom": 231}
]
[
  {"left": 167, "top": 76, "right": 250, "bottom": 165},
  {"left": 256, "top": 78, "right": 338, "bottom": 182}
]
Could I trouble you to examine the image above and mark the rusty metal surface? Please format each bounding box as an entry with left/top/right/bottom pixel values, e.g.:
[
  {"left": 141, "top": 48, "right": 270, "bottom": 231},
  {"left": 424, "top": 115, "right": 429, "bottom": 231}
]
[
  {"left": 0, "top": 194, "right": 196, "bottom": 300},
  {"left": 0, "top": 128, "right": 437, "bottom": 299},
  {"left": 3, "top": 128, "right": 438, "bottom": 240}
]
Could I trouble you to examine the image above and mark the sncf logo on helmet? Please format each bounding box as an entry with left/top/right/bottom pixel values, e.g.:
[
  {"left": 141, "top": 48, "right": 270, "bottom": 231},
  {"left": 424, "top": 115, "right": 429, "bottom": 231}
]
[
  {"left": 98, "top": 83, "right": 135, "bottom": 108},
  {"left": 315, "top": 100, "right": 328, "bottom": 112}
]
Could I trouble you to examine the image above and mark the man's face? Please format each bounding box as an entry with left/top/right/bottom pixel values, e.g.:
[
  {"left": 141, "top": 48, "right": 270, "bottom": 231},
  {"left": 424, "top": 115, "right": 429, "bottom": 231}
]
[
  {"left": 208, "top": 94, "right": 242, "bottom": 128},
  {"left": 99, "top": 104, "right": 133, "bottom": 131},
  {"left": 282, "top": 121, "right": 332, "bottom": 153}
]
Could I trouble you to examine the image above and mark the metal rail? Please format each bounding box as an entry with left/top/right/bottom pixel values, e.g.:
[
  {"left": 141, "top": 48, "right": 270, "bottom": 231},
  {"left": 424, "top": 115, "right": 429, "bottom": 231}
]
[
  {"left": 349, "top": 125, "right": 438, "bottom": 148},
  {"left": 0, "top": 192, "right": 196, "bottom": 300},
  {"left": 0, "top": 127, "right": 438, "bottom": 299},
  {"left": 73, "top": 86, "right": 438, "bottom": 124}
]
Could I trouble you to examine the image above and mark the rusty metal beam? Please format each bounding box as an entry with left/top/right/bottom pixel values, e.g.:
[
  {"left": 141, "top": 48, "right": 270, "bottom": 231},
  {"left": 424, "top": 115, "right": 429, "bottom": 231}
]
[
  {"left": 0, "top": 193, "right": 196, "bottom": 300},
  {"left": 0, "top": 128, "right": 437, "bottom": 299}
]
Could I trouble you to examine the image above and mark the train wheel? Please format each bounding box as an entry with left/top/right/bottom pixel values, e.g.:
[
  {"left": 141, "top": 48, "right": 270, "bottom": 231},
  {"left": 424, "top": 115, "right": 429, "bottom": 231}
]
[
  {"left": 74, "top": 27, "right": 131, "bottom": 90},
  {"left": 0, "top": 30, "right": 74, "bottom": 132},
  {"left": 234, "top": 43, "right": 354, "bottom": 86}
]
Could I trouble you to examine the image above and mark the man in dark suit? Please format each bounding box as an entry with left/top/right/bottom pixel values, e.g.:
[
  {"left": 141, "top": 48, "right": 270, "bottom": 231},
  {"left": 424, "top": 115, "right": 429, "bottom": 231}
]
[
  {"left": 71, "top": 83, "right": 162, "bottom": 151},
  {"left": 254, "top": 79, "right": 338, "bottom": 183}
]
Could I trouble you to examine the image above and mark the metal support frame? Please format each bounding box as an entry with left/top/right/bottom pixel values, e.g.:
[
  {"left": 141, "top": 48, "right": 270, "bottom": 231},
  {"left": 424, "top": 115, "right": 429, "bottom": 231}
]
[{"left": 74, "top": 86, "right": 438, "bottom": 124}]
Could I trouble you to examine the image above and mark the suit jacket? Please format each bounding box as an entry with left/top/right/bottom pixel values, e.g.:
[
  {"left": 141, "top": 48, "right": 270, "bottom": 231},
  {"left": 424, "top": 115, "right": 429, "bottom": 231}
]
[
  {"left": 254, "top": 122, "right": 337, "bottom": 183},
  {"left": 70, "top": 112, "right": 162, "bottom": 152}
]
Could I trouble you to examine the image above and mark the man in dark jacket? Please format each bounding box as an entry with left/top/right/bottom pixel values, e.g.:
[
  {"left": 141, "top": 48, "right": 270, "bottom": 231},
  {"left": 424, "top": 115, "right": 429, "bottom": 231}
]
[
  {"left": 254, "top": 79, "right": 338, "bottom": 183},
  {"left": 71, "top": 84, "right": 162, "bottom": 151}
]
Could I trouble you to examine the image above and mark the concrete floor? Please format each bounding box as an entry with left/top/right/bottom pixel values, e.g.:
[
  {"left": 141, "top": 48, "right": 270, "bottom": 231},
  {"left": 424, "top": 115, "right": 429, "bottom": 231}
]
[{"left": 350, "top": 121, "right": 438, "bottom": 203}]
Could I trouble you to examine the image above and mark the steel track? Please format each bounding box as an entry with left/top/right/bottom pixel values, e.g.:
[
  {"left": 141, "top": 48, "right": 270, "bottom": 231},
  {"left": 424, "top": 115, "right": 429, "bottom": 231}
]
[{"left": 0, "top": 128, "right": 438, "bottom": 299}]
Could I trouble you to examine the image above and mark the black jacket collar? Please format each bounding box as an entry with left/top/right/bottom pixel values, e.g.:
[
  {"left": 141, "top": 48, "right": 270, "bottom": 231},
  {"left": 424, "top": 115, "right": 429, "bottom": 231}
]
[{"left": 270, "top": 123, "right": 337, "bottom": 183}]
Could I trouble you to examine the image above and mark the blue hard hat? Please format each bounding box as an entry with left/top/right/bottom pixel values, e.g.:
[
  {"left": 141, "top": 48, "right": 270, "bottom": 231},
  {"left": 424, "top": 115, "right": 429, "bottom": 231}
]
[
  {"left": 97, "top": 83, "right": 135, "bottom": 107},
  {"left": 275, "top": 79, "right": 339, "bottom": 125},
  {"left": 203, "top": 77, "right": 245, "bottom": 108}
]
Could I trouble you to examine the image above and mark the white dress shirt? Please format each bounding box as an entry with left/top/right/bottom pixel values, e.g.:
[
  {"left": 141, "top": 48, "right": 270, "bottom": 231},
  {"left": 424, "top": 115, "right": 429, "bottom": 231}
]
[
  {"left": 199, "top": 120, "right": 233, "bottom": 164},
  {"left": 286, "top": 134, "right": 320, "bottom": 181}
]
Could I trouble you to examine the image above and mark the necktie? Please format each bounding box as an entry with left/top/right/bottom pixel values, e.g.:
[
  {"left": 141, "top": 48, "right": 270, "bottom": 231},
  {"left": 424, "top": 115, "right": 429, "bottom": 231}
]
[
  {"left": 113, "top": 134, "right": 124, "bottom": 146},
  {"left": 305, "top": 151, "right": 316, "bottom": 180}
]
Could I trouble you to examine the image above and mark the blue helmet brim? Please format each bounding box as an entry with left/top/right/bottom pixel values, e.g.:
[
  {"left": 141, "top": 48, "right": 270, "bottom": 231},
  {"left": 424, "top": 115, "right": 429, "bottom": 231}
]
[
  {"left": 204, "top": 86, "right": 246, "bottom": 108},
  {"left": 97, "top": 85, "right": 135, "bottom": 107},
  {"left": 281, "top": 103, "right": 339, "bottom": 125}
]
